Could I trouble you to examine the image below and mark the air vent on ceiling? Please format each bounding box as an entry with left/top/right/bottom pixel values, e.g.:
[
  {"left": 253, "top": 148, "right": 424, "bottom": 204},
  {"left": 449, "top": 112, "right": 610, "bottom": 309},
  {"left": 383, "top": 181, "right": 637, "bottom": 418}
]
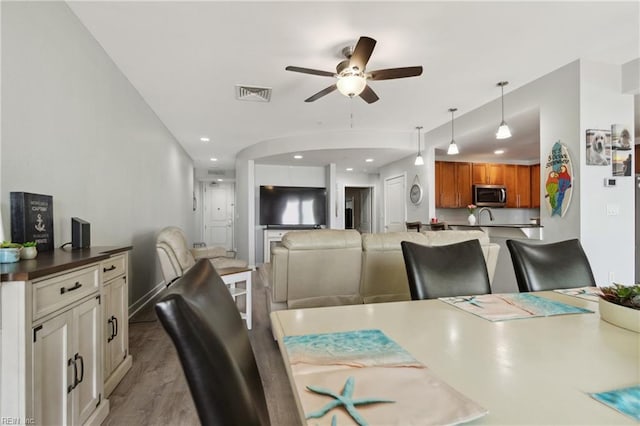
[
  {"left": 235, "top": 85, "right": 272, "bottom": 102},
  {"left": 207, "top": 169, "right": 225, "bottom": 176}
]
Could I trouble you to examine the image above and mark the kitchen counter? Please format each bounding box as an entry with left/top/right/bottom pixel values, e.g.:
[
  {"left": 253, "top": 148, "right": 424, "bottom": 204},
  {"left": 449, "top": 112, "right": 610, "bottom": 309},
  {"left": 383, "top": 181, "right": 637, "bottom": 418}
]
[{"left": 447, "top": 223, "right": 543, "bottom": 239}]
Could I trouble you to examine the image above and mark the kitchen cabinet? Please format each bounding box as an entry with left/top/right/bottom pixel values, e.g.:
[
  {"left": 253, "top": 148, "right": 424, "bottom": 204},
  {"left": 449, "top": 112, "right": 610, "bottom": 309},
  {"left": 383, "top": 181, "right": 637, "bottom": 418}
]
[
  {"left": 1, "top": 246, "right": 132, "bottom": 426},
  {"left": 504, "top": 165, "right": 531, "bottom": 208},
  {"left": 436, "top": 161, "right": 472, "bottom": 208},
  {"left": 472, "top": 163, "right": 505, "bottom": 185},
  {"left": 102, "top": 253, "right": 132, "bottom": 396},
  {"left": 531, "top": 164, "right": 540, "bottom": 208}
]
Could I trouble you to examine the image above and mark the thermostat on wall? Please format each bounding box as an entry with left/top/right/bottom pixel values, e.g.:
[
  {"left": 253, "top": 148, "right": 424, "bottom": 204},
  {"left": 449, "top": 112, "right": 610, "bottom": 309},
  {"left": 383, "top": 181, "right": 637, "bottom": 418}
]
[{"left": 604, "top": 178, "right": 616, "bottom": 187}]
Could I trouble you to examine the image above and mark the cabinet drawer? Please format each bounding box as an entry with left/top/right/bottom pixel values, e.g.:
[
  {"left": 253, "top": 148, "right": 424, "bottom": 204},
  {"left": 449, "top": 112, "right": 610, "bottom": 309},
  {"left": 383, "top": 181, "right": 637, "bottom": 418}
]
[
  {"left": 101, "top": 255, "right": 126, "bottom": 282},
  {"left": 33, "top": 266, "right": 100, "bottom": 321}
]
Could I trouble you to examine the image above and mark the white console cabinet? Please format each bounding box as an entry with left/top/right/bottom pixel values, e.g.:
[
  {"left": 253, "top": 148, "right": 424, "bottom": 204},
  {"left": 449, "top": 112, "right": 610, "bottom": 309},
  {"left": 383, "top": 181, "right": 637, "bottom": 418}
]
[
  {"left": 101, "top": 253, "right": 132, "bottom": 396},
  {"left": 1, "top": 247, "right": 131, "bottom": 425}
]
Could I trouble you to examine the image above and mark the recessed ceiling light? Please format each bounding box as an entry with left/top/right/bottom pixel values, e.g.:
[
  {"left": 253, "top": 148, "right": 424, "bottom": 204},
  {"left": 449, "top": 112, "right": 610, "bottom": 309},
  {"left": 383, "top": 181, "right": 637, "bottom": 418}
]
[
  {"left": 210, "top": 157, "right": 218, "bottom": 162},
  {"left": 365, "top": 158, "right": 374, "bottom": 163},
  {"left": 200, "top": 137, "right": 210, "bottom": 142},
  {"left": 293, "top": 154, "right": 303, "bottom": 159},
  {"left": 494, "top": 149, "right": 505, "bottom": 155},
  {"left": 346, "top": 168, "right": 353, "bottom": 171},
  {"left": 217, "top": 178, "right": 223, "bottom": 182}
]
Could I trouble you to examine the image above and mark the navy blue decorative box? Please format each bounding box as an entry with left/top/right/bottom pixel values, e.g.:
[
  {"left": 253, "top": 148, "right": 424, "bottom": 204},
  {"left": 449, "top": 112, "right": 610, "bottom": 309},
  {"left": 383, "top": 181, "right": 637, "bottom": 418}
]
[{"left": 10, "top": 192, "right": 54, "bottom": 251}]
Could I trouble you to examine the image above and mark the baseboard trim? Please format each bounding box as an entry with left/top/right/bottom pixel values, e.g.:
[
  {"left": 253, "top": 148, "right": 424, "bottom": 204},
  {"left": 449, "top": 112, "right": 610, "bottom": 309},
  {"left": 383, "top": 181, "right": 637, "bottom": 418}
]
[{"left": 128, "top": 281, "right": 166, "bottom": 319}]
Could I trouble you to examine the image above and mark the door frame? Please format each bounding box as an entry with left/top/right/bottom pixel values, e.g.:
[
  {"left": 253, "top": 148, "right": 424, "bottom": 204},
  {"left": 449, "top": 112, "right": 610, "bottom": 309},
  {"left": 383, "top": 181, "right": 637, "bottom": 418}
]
[{"left": 200, "top": 181, "right": 236, "bottom": 250}]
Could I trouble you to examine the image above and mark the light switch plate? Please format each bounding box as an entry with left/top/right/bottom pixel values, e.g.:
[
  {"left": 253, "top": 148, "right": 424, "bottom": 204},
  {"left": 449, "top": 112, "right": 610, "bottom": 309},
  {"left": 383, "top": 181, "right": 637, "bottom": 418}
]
[{"left": 606, "top": 204, "right": 620, "bottom": 216}]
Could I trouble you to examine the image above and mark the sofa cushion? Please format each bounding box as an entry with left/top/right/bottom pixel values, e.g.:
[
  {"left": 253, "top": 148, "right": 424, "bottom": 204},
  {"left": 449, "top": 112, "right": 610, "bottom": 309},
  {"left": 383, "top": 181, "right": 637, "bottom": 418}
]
[
  {"left": 281, "top": 229, "right": 363, "bottom": 309},
  {"left": 283, "top": 229, "right": 361, "bottom": 250}
]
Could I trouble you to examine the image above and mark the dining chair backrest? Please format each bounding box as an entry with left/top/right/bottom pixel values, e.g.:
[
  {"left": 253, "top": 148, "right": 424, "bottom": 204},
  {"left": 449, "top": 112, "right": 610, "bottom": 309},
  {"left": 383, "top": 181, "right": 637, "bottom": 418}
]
[
  {"left": 506, "top": 238, "right": 596, "bottom": 293},
  {"left": 401, "top": 239, "right": 492, "bottom": 300},
  {"left": 155, "top": 259, "right": 270, "bottom": 426}
]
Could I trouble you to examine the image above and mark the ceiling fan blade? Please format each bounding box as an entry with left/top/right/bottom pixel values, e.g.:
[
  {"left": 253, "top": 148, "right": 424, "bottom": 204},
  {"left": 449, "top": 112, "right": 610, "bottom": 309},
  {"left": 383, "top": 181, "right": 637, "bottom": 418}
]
[
  {"left": 286, "top": 66, "right": 335, "bottom": 77},
  {"left": 368, "top": 66, "right": 423, "bottom": 81},
  {"left": 304, "top": 84, "right": 337, "bottom": 102},
  {"left": 349, "top": 36, "right": 376, "bottom": 72},
  {"left": 359, "top": 85, "right": 379, "bottom": 104}
]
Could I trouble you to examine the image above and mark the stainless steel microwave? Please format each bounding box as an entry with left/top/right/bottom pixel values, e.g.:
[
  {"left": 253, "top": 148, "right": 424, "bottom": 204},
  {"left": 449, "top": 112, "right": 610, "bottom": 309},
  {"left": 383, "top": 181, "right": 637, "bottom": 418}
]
[{"left": 473, "top": 184, "right": 506, "bottom": 207}]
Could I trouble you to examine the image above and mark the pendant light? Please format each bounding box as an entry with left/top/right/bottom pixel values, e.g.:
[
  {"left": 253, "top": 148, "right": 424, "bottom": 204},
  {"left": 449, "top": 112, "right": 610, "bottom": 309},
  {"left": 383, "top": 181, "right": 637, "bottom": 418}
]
[
  {"left": 447, "top": 108, "right": 459, "bottom": 155},
  {"left": 414, "top": 126, "right": 424, "bottom": 165},
  {"left": 496, "top": 81, "right": 512, "bottom": 139}
]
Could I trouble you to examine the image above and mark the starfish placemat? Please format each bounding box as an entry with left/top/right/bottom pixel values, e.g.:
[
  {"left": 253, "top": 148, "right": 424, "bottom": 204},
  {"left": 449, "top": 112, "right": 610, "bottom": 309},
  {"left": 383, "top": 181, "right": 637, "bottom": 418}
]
[
  {"left": 440, "top": 293, "right": 593, "bottom": 321},
  {"left": 589, "top": 385, "right": 640, "bottom": 421},
  {"left": 554, "top": 286, "right": 602, "bottom": 302}
]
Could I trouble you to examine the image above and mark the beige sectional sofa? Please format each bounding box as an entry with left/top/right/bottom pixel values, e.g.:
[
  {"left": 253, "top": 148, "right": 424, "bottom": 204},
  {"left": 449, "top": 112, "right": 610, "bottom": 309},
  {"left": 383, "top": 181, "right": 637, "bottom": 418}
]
[{"left": 269, "top": 229, "right": 499, "bottom": 311}]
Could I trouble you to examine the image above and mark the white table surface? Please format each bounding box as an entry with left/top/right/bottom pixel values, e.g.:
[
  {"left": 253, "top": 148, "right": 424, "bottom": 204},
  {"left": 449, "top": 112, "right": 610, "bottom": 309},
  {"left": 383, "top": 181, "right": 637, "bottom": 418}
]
[{"left": 270, "top": 291, "right": 640, "bottom": 425}]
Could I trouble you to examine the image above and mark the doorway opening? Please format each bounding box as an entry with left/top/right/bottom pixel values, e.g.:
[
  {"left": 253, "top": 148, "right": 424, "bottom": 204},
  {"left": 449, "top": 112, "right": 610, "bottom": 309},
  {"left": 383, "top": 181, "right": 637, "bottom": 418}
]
[{"left": 344, "top": 186, "right": 373, "bottom": 233}]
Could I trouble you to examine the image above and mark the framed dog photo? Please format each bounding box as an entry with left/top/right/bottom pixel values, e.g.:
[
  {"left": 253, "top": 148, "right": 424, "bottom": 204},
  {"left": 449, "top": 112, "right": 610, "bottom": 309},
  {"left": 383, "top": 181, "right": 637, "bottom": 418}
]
[
  {"left": 585, "top": 129, "right": 611, "bottom": 166},
  {"left": 611, "top": 124, "right": 632, "bottom": 176}
]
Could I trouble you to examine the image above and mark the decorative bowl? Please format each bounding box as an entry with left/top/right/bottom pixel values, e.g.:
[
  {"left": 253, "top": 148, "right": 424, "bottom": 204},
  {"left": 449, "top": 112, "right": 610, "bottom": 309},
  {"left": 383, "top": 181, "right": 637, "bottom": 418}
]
[
  {"left": 0, "top": 247, "right": 22, "bottom": 263},
  {"left": 599, "top": 298, "right": 640, "bottom": 333}
]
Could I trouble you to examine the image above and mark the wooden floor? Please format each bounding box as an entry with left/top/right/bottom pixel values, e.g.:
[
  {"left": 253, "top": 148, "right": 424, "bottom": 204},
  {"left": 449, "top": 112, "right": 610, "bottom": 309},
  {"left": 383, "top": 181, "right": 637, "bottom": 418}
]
[{"left": 103, "top": 265, "right": 299, "bottom": 425}]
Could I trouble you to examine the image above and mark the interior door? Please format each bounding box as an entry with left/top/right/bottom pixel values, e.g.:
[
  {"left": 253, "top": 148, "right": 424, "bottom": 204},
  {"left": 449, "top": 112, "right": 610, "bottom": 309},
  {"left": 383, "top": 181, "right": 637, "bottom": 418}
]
[
  {"left": 384, "top": 175, "right": 406, "bottom": 232},
  {"left": 204, "top": 182, "right": 234, "bottom": 250}
]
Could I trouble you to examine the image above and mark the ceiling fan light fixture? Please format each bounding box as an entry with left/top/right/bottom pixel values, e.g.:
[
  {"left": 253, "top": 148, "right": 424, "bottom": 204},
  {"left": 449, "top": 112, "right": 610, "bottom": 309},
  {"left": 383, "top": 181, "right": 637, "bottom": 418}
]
[
  {"left": 447, "top": 108, "right": 459, "bottom": 155},
  {"left": 496, "top": 81, "right": 512, "bottom": 140},
  {"left": 336, "top": 73, "right": 367, "bottom": 97},
  {"left": 414, "top": 126, "right": 424, "bottom": 166}
]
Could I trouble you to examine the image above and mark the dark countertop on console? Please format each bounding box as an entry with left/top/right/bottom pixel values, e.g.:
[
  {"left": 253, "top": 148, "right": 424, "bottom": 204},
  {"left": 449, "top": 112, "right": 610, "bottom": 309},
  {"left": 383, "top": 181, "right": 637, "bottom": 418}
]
[{"left": 0, "top": 246, "right": 132, "bottom": 282}]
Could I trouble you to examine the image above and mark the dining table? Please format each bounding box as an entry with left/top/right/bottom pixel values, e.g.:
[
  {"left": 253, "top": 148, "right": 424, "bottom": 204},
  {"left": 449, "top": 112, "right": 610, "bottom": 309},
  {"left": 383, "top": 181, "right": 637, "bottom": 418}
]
[{"left": 270, "top": 290, "right": 639, "bottom": 425}]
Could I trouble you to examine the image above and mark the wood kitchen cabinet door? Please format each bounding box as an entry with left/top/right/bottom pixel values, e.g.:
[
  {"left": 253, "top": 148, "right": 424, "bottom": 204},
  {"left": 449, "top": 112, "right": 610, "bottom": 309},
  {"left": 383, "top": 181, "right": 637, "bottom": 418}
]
[
  {"left": 436, "top": 161, "right": 471, "bottom": 208},
  {"left": 531, "top": 164, "right": 540, "bottom": 208},
  {"left": 504, "top": 165, "right": 531, "bottom": 208},
  {"left": 472, "top": 163, "right": 504, "bottom": 185},
  {"left": 487, "top": 163, "right": 505, "bottom": 185}
]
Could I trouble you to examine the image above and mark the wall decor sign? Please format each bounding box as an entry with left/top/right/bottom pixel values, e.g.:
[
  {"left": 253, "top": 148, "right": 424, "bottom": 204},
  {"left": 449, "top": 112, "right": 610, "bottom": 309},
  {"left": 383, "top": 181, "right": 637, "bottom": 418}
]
[
  {"left": 10, "top": 192, "right": 54, "bottom": 251},
  {"left": 585, "top": 129, "right": 611, "bottom": 166},
  {"left": 544, "top": 141, "right": 572, "bottom": 217},
  {"left": 611, "top": 124, "right": 632, "bottom": 177}
]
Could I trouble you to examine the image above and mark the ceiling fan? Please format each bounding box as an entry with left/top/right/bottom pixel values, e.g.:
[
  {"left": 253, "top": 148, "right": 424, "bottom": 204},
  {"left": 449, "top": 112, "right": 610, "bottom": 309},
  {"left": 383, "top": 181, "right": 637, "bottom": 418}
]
[{"left": 286, "top": 36, "right": 423, "bottom": 104}]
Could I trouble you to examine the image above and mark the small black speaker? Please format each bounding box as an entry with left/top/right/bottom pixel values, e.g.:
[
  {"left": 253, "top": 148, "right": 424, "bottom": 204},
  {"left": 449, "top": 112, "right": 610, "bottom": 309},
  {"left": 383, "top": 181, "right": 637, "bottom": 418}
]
[{"left": 72, "top": 217, "right": 90, "bottom": 249}]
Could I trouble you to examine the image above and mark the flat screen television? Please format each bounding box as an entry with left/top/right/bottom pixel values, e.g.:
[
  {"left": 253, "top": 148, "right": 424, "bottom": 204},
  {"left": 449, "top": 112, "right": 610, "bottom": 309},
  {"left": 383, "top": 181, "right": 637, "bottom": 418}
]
[{"left": 259, "top": 186, "right": 327, "bottom": 226}]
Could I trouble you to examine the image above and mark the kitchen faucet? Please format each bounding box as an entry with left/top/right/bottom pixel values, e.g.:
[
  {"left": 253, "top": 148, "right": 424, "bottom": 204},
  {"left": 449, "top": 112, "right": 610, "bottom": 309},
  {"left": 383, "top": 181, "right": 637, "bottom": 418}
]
[{"left": 477, "top": 207, "right": 494, "bottom": 225}]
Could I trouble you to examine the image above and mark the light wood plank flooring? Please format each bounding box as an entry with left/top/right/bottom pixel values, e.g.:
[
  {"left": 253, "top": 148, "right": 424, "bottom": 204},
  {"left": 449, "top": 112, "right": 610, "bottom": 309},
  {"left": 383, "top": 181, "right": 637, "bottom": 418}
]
[{"left": 103, "top": 265, "right": 299, "bottom": 425}]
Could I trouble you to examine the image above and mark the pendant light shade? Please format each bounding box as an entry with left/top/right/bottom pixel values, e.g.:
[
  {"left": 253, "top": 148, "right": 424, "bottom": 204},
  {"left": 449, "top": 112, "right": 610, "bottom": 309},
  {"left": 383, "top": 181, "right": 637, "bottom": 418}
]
[
  {"left": 496, "top": 81, "right": 512, "bottom": 139},
  {"left": 447, "top": 108, "right": 459, "bottom": 155},
  {"left": 414, "top": 126, "right": 424, "bottom": 165}
]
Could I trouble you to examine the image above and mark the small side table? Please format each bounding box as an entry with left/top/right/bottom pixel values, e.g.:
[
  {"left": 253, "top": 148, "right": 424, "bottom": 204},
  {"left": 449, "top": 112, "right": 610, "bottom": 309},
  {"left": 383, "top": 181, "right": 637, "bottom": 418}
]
[{"left": 218, "top": 266, "right": 253, "bottom": 329}]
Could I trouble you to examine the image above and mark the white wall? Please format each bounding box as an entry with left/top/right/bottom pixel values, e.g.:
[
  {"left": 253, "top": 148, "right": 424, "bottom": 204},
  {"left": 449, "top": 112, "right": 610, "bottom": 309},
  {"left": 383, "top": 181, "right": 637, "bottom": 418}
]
[
  {"left": 377, "top": 151, "right": 434, "bottom": 231},
  {"left": 579, "top": 60, "right": 635, "bottom": 285},
  {"left": 1, "top": 2, "right": 195, "bottom": 310}
]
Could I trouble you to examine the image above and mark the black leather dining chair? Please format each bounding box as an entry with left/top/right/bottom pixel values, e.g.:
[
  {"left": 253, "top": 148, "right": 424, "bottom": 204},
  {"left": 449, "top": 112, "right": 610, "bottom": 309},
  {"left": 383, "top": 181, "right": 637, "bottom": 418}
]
[
  {"left": 506, "top": 238, "right": 596, "bottom": 293},
  {"left": 155, "top": 259, "right": 270, "bottom": 426},
  {"left": 401, "top": 239, "right": 492, "bottom": 300}
]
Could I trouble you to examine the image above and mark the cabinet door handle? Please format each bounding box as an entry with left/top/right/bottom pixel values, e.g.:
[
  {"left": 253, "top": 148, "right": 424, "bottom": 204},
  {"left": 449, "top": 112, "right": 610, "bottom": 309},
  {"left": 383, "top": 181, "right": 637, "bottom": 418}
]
[
  {"left": 107, "top": 317, "right": 114, "bottom": 342},
  {"left": 67, "top": 357, "right": 76, "bottom": 393},
  {"left": 103, "top": 265, "right": 116, "bottom": 273},
  {"left": 60, "top": 282, "right": 82, "bottom": 294},
  {"left": 75, "top": 353, "right": 84, "bottom": 386},
  {"left": 113, "top": 315, "right": 118, "bottom": 338}
]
